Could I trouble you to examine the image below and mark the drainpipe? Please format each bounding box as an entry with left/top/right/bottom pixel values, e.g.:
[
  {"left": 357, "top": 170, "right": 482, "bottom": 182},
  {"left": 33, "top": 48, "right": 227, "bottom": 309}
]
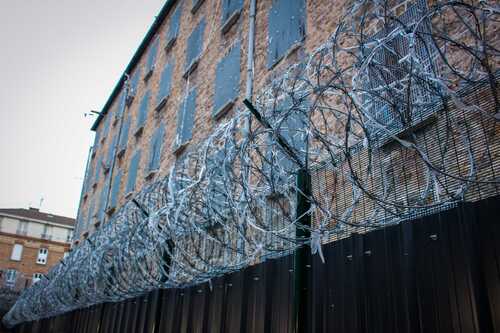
[{"left": 245, "top": 0, "right": 256, "bottom": 101}]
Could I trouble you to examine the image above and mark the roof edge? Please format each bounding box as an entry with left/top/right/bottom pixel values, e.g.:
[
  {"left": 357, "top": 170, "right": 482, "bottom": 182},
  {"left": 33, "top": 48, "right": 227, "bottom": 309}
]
[{"left": 91, "top": 0, "right": 178, "bottom": 131}]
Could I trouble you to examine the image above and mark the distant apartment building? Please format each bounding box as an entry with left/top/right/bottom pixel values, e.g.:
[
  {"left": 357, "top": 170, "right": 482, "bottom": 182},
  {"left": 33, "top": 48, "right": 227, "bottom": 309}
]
[{"left": 0, "top": 208, "right": 74, "bottom": 290}]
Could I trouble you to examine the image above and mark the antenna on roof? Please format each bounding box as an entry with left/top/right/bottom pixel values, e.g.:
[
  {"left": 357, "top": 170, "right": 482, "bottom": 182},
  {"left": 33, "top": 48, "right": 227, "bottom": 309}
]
[
  {"left": 39, "top": 197, "right": 44, "bottom": 211},
  {"left": 84, "top": 110, "right": 100, "bottom": 118}
]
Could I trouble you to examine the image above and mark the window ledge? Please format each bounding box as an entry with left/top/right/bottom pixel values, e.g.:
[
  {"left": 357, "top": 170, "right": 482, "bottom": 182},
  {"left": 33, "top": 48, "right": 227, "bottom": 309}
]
[
  {"left": 125, "top": 191, "right": 134, "bottom": 200},
  {"left": 173, "top": 140, "right": 190, "bottom": 155},
  {"left": 155, "top": 95, "right": 169, "bottom": 112},
  {"left": 106, "top": 206, "right": 116, "bottom": 215},
  {"left": 221, "top": 10, "right": 241, "bottom": 35},
  {"left": 268, "top": 41, "right": 304, "bottom": 70},
  {"left": 165, "top": 37, "right": 177, "bottom": 53},
  {"left": 145, "top": 169, "right": 158, "bottom": 180},
  {"left": 117, "top": 146, "right": 126, "bottom": 159},
  {"left": 213, "top": 100, "right": 235, "bottom": 120},
  {"left": 191, "top": 0, "right": 205, "bottom": 14},
  {"left": 183, "top": 58, "right": 200, "bottom": 79},
  {"left": 93, "top": 221, "right": 101, "bottom": 229},
  {"left": 126, "top": 94, "right": 135, "bottom": 107},
  {"left": 377, "top": 112, "right": 438, "bottom": 149},
  {"left": 144, "top": 68, "right": 154, "bottom": 82},
  {"left": 134, "top": 125, "right": 144, "bottom": 137}
]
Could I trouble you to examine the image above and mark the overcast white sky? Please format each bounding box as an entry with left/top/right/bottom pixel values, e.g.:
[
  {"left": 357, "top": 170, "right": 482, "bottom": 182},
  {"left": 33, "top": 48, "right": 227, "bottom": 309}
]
[{"left": 0, "top": 1, "right": 165, "bottom": 218}]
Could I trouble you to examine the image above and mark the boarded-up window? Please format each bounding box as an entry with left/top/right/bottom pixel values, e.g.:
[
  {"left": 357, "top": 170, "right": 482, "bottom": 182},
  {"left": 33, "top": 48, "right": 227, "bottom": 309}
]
[
  {"left": 136, "top": 90, "right": 151, "bottom": 130},
  {"left": 266, "top": 98, "right": 308, "bottom": 191},
  {"left": 148, "top": 125, "right": 165, "bottom": 171},
  {"left": 119, "top": 115, "right": 131, "bottom": 152},
  {"left": 101, "top": 113, "right": 111, "bottom": 141},
  {"left": 87, "top": 199, "right": 95, "bottom": 229},
  {"left": 157, "top": 60, "right": 175, "bottom": 105},
  {"left": 106, "top": 134, "right": 118, "bottom": 169},
  {"left": 97, "top": 180, "right": 109, "bottom": 222},
  {"left": 221, "top": 0, "right": 243, "bottom": 24},
  {"left": 126, "top": 150, "right": 142, "bottom": 194},
  {"left": 166, "top": 3, "right": 183, "bottom": 45},
  {"left": 267, "top": 0, "right": 306, "bottom": 68},
  {"left": 129, "top": 68, "right": 142, "bottom": 98},
  {"left": 175, "top": 88, "right": 197, "bottom": 147},
  {"left": 185, "top": 19, "right": 206, "bottom": 71},
  {"left": 362, "top": 1, "right": 437, "bottom": 135},
  {"left": 109, "top": 170, "right": 123, "bottom": 210},
  {"left": 146, "top": 38, "right": 160, "bottom": 73},
  {"left": 213, "top": 42, "right": 240, "bottom": 117},
  {"left": 94, "top": 156, "right": 102, "bottom": 185}
]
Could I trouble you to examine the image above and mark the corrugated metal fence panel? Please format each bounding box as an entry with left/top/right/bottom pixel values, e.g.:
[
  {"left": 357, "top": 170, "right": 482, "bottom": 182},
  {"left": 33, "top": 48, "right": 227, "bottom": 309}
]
[{"left": 14, "top": 196, "right": 500, "bottom": 332}]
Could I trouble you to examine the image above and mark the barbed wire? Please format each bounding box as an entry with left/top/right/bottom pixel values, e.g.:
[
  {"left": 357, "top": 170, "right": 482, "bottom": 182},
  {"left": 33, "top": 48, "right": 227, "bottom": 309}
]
[{"left": 4, "top": 0, "right": 499, "bottom": 327}]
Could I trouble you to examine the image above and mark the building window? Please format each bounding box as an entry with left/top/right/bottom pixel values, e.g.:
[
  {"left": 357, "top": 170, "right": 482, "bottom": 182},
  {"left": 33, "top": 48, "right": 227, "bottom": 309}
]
[
  {"left": 156, "top": 60, "right": 175, "bottom": 110},
  {"left": 166, "top": 3, "right": 183, "bottom": 49},
  {"left": 267, "top": 0, "right": 306, "bottom": 68},
  {"left": 147, "top": 125, "right": 166, "bottom": 173},
  {"left": 87, "top": 199, "right": 95, "bottom": 230},
  {"left": 127, "top": 68, "right": 142, "bottom": 103},
  {"left": 184, "top": 19, "right": 206, "bottom": 76},
  {"left": 361, "top": 1, "right": 437, "bottom": 136},
  {"left": 32, "top": 273, "right": 43, "bottom": 284},
  {"left": 5, "top": 269, "right": 17, "bottom": 285},
  {"left": 136, "top": 90, "right": 151, "bottom": 133},
  {"left": 10, "top": 244, "right": 23, "bottom": 261},
  {"left": 213, "top": 42, "right": 241, "bottom": 118},
  {"left": 36, "top": 248, "right": 48, "bottom": 265},
  {"left": 41, "top": 224, "right": 52, "bottom": 240},
  {"left": 16, "top": 221, "right": 28, "bottom": 236},
  {"left": 145, "top": 38, "right": 160, "bottom": 79},
  {"left": 221, "top": 0, "right": 243, "bottom": 32},
  {"left": 126, "top": 150, "right": 142, "bottom": 195},
  {"left": 66, "top": 230, "right": 73, "bottom": 243},
  {"left": 109, "top": 170, "right": 123, "bottom": 212},
  {"left": 175, "top": 88, "right": 197, "bottom": 150},
  {"left": 118, "top": 115, "right": 131, "bottom": 157}
]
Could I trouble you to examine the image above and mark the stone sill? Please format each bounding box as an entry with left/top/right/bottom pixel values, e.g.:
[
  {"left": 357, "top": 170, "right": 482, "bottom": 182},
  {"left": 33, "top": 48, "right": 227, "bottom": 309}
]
[
  {"left": 183, "top": 58, "right": 200, "bottom": 79},
  {"left": 212, "top": 100, "right": 235, "bottom": 121},
  {"left": 221, "top": 10, "right": 241, "bottom": 35}
]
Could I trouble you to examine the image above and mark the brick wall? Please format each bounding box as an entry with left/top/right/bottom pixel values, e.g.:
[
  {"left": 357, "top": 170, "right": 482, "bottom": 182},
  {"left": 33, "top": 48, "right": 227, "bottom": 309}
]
[{"left": 0, "top": 232, "right": 69, "bottom": 288}]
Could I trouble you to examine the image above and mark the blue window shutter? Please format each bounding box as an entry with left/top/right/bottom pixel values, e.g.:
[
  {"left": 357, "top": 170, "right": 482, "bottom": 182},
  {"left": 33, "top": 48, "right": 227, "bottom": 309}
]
[
  {"left": 148, "top": 125, "right": 165, "bottom": 171},
  {"left": 97, "top": 180, "right": 109, "bottom": 222},
  {"left": 136, "top": 90, "right": 151, "bottom": 130},
  {"left": 146, "top": 38, "right": 160, "bottom": 72},
  {"left": 93, "top": 128, "right": 101, "bottom": 149},
  {"left": 107, "top": 134, "right": 118, "bottom": 167},
  {"left": 126, "top": 150, "right": 142, "bottom": 194},
  {"left": 119, "top": 116, "right": 131, "bottom": 151},
  {"left": 109, "top": 170, "right": 123, "bottom": 210},
  {"left": 102, "top": 113, "right": 111, "bottom": 141},
  {"left": 117, "top": 91, "right": 126, "bottom": 119},
  {"left": 87, "top": 199, "right": 95, "bottom": 229},
  {"left": 267, "top": 0, "right": 306, "bottom": 68},
  {"left": 186, "top": 19, "right": 206, "bottom": 70},
  {"left": 221, "top": 0, "right": 243, "bottom": 23},
  {"left": 167, "top": 4, "right": 183, "bottom": 44},
  {"left": 94, "top": 156, "right": 102, "bottom": 184},
  {"left": 157, "top": 60, "right": 175, "bottom": 105},
  {"left": 176, "top": 88, "right": 197, "bottom": 145},
  {"left": 213, "top": 42, "right": 241, "bottom": 115},
  {"left": 129, "top": 69, "right": 142, "bottom": 97}
]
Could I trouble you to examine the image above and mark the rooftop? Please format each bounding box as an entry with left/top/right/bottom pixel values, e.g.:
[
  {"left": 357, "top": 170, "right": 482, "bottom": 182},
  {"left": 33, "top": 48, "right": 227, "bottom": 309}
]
[{"left": 0, "top": 208, "right": 75, "bottom": 228}]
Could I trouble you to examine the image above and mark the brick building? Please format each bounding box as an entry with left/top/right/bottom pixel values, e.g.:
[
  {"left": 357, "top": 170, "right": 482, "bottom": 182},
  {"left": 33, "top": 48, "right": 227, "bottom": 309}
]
[
  {"left": 74, "top": 0, "right": 345, "bottom": 240},
  {"left": 0, "top": 208, "right": 74, "bottom": 290}
]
